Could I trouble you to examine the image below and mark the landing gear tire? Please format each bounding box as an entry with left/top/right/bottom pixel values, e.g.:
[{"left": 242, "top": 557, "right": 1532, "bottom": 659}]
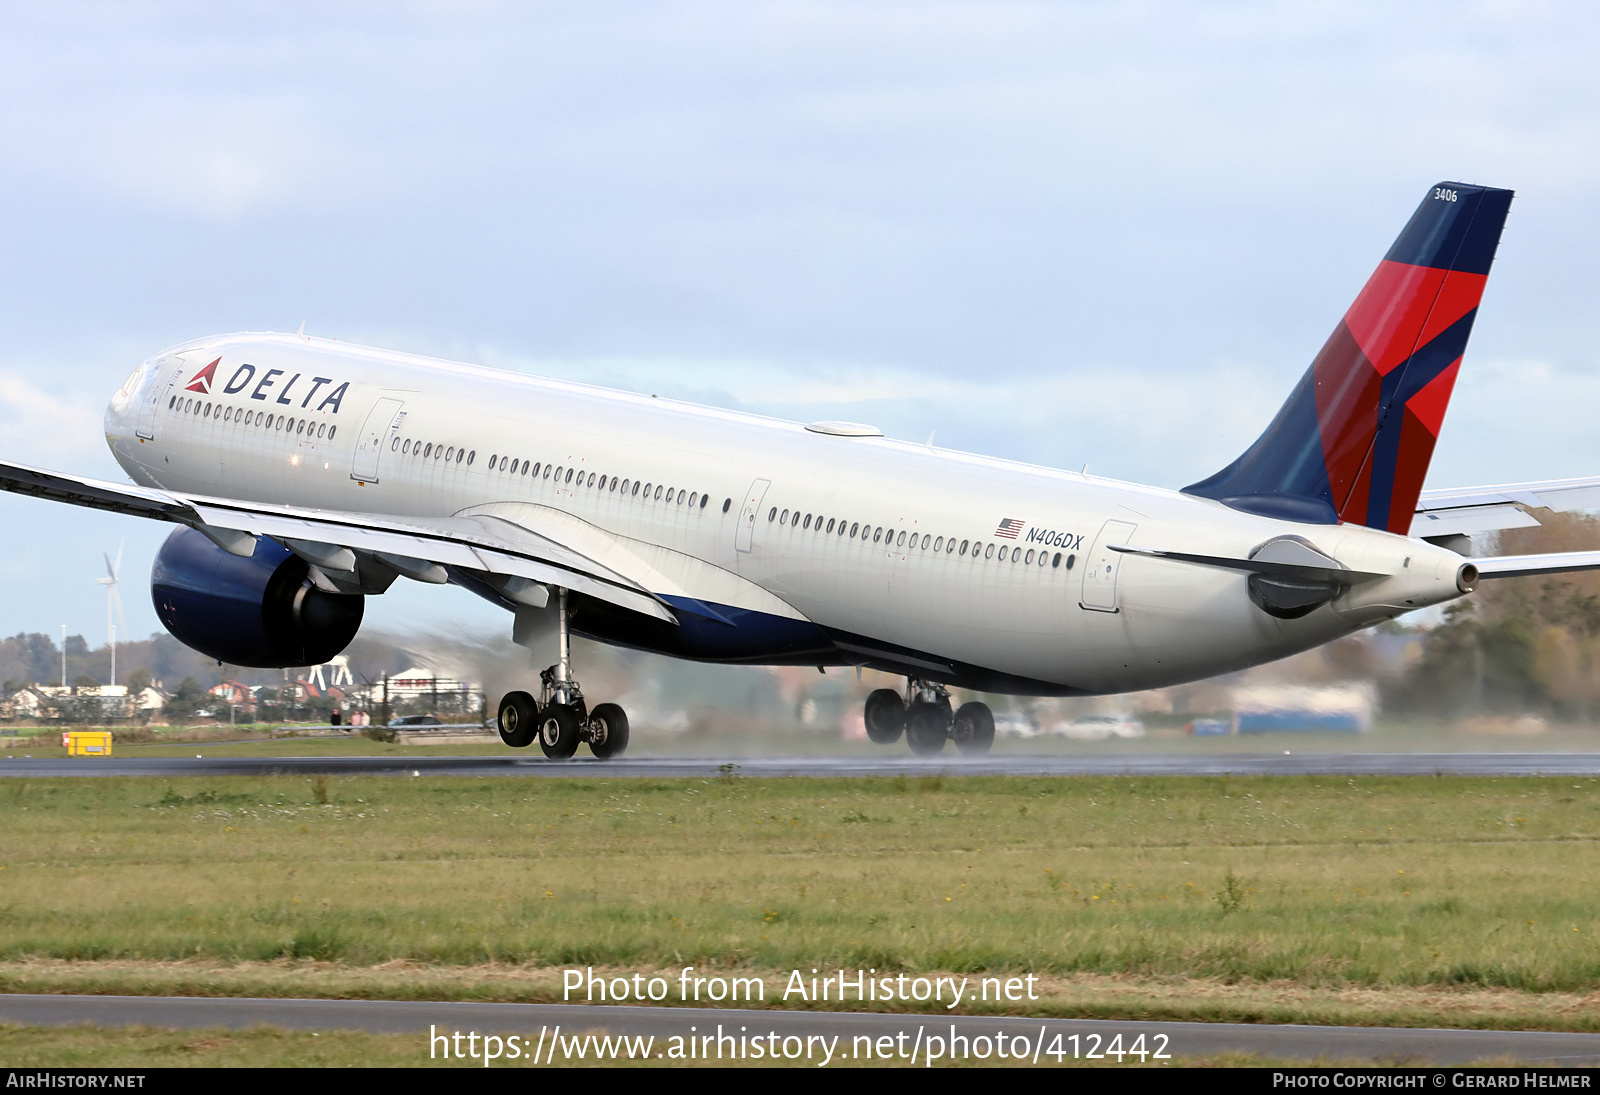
[
  {"left": 952, "top": 701, "right": 995, "bottom": 756},
  {"left": 864, "top": 689, "right": 907, "bottom": 744},
  {"left": 587, "top": 703, "right": 630, "bottom": 759},
  {"left": 497, "top": 691, "right": 538, "bottom": 748},
  {"left": 906, "top": 698, "right": 952, "bottom": 756},
  {"left": 538, "top": 703, "right": 583, "bottom": 760}
]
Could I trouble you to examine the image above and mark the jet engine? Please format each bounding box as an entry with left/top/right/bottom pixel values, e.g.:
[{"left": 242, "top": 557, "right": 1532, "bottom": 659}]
[{"left": 151, "top": 526, "right": 363, "bottom": 667}]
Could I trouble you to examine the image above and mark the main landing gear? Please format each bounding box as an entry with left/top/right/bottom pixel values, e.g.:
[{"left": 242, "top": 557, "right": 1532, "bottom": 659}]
[
  {"left": 863, "top": 679, "right": 993, "bottom": 756},
  {"left": 496, "top": 588, "right": 630, "bottom": 761}
]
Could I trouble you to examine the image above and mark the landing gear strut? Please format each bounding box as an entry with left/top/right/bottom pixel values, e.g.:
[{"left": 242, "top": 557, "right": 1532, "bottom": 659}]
[
  {"left": 496, "top": 587, "right": 630, "bottom": 760},
  {"left": 905, "top": 681, "right": 952, "bottom": 755},
  {"left": 860, "top": 679, "right": 994, "bottom": 756}
]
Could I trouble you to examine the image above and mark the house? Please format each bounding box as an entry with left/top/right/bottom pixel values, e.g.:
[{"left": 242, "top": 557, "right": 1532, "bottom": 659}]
[{"left": 1, "top": 683, "right": 164, "bottom": 721}]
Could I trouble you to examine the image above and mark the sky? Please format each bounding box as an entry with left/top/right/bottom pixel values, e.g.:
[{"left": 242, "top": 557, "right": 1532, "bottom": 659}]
[{"left": 3, "top": 1, "right": 1600, "bottom": 652}]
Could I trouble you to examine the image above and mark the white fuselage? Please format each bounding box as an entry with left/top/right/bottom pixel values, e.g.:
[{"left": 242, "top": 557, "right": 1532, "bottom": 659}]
[{"left": 103, "top": 332, "right": 1469, "bottom": 695}]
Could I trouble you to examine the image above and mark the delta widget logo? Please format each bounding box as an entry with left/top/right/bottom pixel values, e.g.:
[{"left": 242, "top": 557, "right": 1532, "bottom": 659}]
[{"left": 183, "top": 358, "right": 220, "bottom": 394}]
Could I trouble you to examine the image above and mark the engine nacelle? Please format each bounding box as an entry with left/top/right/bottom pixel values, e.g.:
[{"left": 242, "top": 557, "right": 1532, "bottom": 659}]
[{"left": 152, "top": 526, "right": 364, "bottom": 668}]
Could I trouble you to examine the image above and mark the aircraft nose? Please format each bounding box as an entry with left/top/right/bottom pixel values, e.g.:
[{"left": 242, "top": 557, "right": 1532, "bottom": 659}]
[{"left": 103, "top": 361, "right": 148, "bottom": 447}]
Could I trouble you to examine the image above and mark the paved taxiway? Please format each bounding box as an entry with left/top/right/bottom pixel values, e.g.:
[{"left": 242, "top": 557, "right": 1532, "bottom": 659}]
[
  {"left": 2, "top": 994, "right": 1596, "bottom": 1064},
  {"left": 4, "top": 752, "right": 1600, "bottom": 778}
]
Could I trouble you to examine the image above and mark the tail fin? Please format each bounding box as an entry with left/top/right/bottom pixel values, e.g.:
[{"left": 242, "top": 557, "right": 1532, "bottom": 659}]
[{"left": 1185, "top": 181, "right": 1513, "bottom": 531}]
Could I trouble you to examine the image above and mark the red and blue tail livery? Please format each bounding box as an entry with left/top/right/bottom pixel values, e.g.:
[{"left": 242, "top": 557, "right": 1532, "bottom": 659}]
[{"left": 1186, "top": 181, "right": 1513, "bottom": 532}]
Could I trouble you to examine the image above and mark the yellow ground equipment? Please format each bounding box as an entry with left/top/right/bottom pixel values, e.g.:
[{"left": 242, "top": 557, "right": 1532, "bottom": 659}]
[{"left": 62, "top": 731, "right": 112, "bottom": 756}]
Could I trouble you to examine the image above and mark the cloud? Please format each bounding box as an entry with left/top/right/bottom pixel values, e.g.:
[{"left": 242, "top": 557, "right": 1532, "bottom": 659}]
[{"left": 0, "top": 371, "right": 109, "bottom": 465}]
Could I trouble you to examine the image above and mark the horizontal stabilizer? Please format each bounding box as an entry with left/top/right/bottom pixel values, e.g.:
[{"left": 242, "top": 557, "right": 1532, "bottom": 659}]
[
  {"left": 1418, "top": 475, "right": 1600, "bottom": 511},
  {"left": 1473, "top": 551, "right": 1600, "bottom": 580},
  {"left": 1109, "top": 544, "right": 1385, "bottom": 585},
  {"left": 1411, "top": 475, "right": 1600, "bottom": 535},
  {"left": 1410, "top": 504, "right": 1541, "bottom": 537}
]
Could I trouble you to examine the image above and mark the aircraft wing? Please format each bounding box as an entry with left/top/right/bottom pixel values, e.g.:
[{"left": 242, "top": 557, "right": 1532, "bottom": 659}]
[
  {"left": 1413, "top": 476, "right": 1600, "bottom": 536},
  {"left": 0, "top": 459, "right": 678, "bottom": 623}
]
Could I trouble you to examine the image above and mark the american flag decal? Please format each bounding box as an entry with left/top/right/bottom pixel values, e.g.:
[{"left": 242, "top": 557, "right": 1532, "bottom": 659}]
[{"left": 994, "top": 518, "right": 1025, "bottom": 540}]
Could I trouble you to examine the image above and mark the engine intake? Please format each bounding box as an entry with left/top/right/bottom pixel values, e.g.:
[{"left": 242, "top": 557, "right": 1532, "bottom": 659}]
[{"left": 152, "top": 526, "right": 363, "bottom": 667}]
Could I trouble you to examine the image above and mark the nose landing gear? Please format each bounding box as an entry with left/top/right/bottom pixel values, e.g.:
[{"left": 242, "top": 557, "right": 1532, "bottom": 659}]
[
  {"left": 495, "top": 587, "right": 630, "bottom": 760},
  {"left": 860, "top": 678, "right": 994, "bottom": 756}
]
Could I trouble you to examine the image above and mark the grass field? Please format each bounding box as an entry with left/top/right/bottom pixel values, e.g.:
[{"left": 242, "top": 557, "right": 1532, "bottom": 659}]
[
  {"left": 2, "top": 772, "right": 1599, "bottom": 1048},
  {"left": 3, "top": 1022, "right": 1331, "bottom": 1068}
]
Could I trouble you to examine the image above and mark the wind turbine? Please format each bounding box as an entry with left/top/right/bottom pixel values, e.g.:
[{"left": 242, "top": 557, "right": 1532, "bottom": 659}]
[{"left": 97, "top": 541, "right": 126, "bottom": 689}]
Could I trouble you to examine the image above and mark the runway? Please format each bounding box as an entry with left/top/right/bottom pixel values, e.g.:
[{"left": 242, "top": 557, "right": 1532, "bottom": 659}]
[
  {"left": 5, "top": 752, "right": 1600, "bottom": 778},
  {"left": 1, "top": 993, "right": 1596, "bottom": 1065}
]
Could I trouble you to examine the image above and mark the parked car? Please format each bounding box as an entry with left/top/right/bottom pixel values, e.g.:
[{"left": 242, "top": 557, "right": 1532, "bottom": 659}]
[
  {"left": 388, "top": 715, "right": 443, "bottom": 728},
  {"left": 1050, "top": 715, "right": 1145, "bottom": 740}
]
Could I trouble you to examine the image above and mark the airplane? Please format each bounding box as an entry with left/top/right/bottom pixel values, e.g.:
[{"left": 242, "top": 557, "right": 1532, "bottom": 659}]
[{"left": 6, "top": 179, "right": 1600, "bottom": 760}]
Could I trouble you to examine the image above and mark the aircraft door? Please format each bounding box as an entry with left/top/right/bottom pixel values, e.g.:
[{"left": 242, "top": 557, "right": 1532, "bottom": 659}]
[
  {"left": 1081, "top": 519, "right": 1137, "bottom": 612},
  {"left": 735, "top": 478, "right": 771, "bottom": 554},
  {"left": 351, "top": 397, "right": 405, "bottom": 484},
  {"left": 135, "top": 358, "right": 184, "bottom": 440}
]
